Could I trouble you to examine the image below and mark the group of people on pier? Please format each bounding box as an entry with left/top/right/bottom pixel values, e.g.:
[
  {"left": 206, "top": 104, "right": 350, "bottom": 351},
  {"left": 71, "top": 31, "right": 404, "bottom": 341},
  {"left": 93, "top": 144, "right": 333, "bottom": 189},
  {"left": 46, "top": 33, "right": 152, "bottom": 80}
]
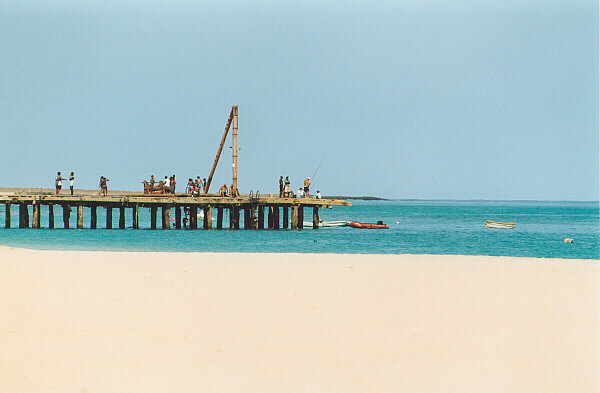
[
  {"left": 279, "top": 176, "right": 319, "bottom": 199},
  {"left": 55, "top": 172, "right": 76, "bottom": 196},
  {"left": 142, "top": 175, "right": 176, "bottom": 194},
  {"left": 55, "top": 171, "right": 321, "bottom": 200},
  {"left": 218, "top": 183, "right": 240, "bottom": 198},
  {"left": 186, "top": 177, "right": 206, "bottom": 196}
]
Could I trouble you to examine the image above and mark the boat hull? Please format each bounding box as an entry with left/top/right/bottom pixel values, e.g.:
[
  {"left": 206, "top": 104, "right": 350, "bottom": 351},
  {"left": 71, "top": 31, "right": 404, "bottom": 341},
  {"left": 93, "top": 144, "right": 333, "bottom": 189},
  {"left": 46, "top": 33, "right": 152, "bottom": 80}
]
[
  {"left": 484, "top": 220, "right": 516, "bottom": 229},
  {"left": 302, "top": 220, "right": 350, "bottom": 228},
  {"left": 349, "top": 221, "right": 389, "bottom": 229}
]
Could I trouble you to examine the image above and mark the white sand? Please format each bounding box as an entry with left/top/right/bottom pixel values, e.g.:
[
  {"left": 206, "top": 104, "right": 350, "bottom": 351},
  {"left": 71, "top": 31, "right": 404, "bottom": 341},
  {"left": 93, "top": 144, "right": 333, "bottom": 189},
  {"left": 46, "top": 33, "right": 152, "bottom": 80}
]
[{"left": 0, "top": 247, "right": 598, "bottom": 392}]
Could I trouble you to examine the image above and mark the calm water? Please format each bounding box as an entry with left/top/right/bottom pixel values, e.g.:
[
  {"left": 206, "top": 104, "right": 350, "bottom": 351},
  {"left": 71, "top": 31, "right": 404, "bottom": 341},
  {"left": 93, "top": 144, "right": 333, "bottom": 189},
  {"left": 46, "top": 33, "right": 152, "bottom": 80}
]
[{"left": 0, "top": 201, "right": 598, "bottom": 259}]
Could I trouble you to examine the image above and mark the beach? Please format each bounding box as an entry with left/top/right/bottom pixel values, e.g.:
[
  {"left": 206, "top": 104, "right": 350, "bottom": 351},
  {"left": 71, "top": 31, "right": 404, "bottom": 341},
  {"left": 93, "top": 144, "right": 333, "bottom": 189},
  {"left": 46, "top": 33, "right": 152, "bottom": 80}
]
[{"left": 0, "top": 248, "right": 597, "bottom": 392}]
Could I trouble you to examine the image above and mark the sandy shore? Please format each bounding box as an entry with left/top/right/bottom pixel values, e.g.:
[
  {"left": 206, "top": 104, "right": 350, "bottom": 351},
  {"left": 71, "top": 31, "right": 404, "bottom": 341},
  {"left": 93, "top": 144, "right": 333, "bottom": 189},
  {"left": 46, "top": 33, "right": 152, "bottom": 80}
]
[{"left": 0, "top": 248, "right": 598, "bottom": 392}]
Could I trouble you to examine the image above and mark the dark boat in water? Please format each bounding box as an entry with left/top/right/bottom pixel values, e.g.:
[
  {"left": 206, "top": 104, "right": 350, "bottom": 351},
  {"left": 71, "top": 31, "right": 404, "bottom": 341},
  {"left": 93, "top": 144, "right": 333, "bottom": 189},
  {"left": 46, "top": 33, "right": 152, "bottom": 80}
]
[{"left": 349, "top": 221, "right": 389, "bottom": 229}]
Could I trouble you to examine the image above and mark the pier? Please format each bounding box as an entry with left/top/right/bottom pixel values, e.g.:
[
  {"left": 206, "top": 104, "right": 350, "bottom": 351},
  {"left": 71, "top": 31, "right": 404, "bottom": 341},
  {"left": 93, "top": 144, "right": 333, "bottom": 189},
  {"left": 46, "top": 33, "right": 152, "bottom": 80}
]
[
  {"left": 1, "top": 105, "right": 351, "bottom": 231},
  {"left": 0, "top": 194, "right": 351, "bottom": 230}
]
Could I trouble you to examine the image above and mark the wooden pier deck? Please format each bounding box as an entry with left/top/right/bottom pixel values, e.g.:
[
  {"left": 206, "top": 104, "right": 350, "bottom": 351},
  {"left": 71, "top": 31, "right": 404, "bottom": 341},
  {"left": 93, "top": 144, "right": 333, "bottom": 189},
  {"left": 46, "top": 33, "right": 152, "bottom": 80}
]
[{"left": 0, "top": 194, "right": 351, "bottom": 230}]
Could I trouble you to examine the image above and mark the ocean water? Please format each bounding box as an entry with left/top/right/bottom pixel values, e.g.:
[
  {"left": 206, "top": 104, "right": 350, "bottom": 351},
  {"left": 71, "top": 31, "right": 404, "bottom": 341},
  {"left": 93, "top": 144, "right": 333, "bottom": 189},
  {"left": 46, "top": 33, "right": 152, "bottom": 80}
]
[{"left": 0, "top": 201, "right": 597, "bottom": 259}]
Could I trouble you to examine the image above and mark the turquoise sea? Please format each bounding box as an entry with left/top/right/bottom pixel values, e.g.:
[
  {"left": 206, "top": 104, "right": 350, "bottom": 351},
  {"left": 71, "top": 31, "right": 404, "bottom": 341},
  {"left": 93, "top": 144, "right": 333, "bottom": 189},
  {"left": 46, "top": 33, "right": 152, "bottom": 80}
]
[{"left": 0, "top": 201, "right": 598, "bottom": 259}]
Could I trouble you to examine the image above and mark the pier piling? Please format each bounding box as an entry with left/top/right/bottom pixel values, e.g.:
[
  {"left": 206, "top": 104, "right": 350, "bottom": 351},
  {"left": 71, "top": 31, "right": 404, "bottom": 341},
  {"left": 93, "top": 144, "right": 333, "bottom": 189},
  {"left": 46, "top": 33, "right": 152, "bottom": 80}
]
[
  {"left": 282, "top": 207, "right": 288, "bottom": 229},
  {"left": 257, "top": 206, "right": 264, "bottom": 229},
  {"left": 268, "top": 206, "right": 274, "bottom": 229},
  {"left": 298, "top": 207, "right": 304, "bottom": 229},
  {"left": 233, "top": 207, "right": 240, "bottom": 229},
  {"left": 174, "top": 206, "right": 181, "bottom": 229},
  {"left": 0, "top": 195, "right": 349, "bottom": 231},
  {"left": 291, "top": 206, "right": 298, "bottom": 230},
  {"left": 190, "top": 206, "right": 198, "bottom": 229},
  {"left": 32, "top": 203, "right": 40, "bottom": 229},
  {"left": 48, "top": 205, "right": 54, "bottom": 229},
  {"left": 106, "top": 207, "right": 112, "bottom": 229},
  {"left": 5, "top": 203, "right": 10, "bottom": 228},
  {"left": 203, "top": 207, "right": 212, "bottom": 230},
  {"left": 62, "top": 205, "right": 70, "bottom": 229},
  {"left": 19, "top": 204, "right": 29, "bottom": 228},
  {"left": 132, "top": 205, "right": 139, "bottom": 229},
  {"left": 243, "top": 207, "right": 251, "bottom": 229},
  {"left": 90, "top": 206, "right": 96, "bottom": 229},
  {"left": 217, "top": 207, "right": 224, "bottom": 229},
  {"left": 162, "top": 206, "right": 171, "bottom": 230},
  {"left": 119, "top": 207, "right": 126, "bottom": 229},
  {"left": 273, "top": 206, "right": 280, "bottom": 229},
  {"left": 150, "top": 207, "right": 157, "bottom": 229},
  {"left": 77, "top": 205, "right": 84, "bottom": 229}
]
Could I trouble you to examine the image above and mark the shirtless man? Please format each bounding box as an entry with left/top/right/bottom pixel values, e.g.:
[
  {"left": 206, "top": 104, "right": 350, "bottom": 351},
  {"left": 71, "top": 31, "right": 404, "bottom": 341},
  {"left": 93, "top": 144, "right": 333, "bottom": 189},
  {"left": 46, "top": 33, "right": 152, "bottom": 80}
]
[
  {"left": 303, "top": 177, "right": 311, "bottom": 198},
  {"left": 229, "top": 184, "right": 239, "bottom": 198},
  {"left": 219, "top": 184, "right": 228, "bottom": 197}
]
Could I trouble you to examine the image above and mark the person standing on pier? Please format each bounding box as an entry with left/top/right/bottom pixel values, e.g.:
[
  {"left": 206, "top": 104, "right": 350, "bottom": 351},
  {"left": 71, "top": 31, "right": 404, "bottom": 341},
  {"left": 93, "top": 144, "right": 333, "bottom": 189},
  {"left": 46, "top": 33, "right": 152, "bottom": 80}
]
[
  {"left": 171, "top": 175, "right": 176, "bottom": 194},
  {"left": 55, "top": 172, "right": 67, "bottom": 195},
  {"left": 97, "top": 176, "right": 109, "bottom": 196},
  {"left": 164, "top": 176, "right": 170, "bottom": 193},
  {"left": 279, "top": 176, "right": 284, "bottom": 197},
  {"left": 303, "top": 177, "right": 311, "bottom": 198},
  {"left": 284, "top": 176, "right": 291, "bottom": 198},
  {"left": 69, "top": 172, "right": 75, "bottom": 195}
]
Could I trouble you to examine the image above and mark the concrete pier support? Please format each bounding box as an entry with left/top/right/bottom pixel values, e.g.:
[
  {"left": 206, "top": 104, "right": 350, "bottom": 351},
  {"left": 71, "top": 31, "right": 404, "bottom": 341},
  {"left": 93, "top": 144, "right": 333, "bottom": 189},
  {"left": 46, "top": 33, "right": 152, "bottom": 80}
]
[
  {"left": 282, "top": 207, "right": 288, "bottom": 229},
  {"left": 162, "top": 206, "right": 171, "bottom": 230},
  {"left": 189, "top": 206, "right": 198, "bottom": 229},
  {"left": 106, "top": 207, "right": 112, "bottom": 229},
  {"left": 119, "top": 206, "right": 126, "bottom": 229},
  {"left": 32, "top": 203, "right": 41, "bottom": 229},
  {"left": 19, "top": 204, "right": 30, "bottom": 228},
  {"left": 48, "top": 205, "right": 54, "bottom": 229},
  {"left": 63, "top": 205, "right": 70, "bottom": 229},
  {"left": 203, "top": 207, "right": 212, "bottom": 230},
  {"left": 232, "top": 207, "right": 240, "bottom": 229},
  {"left": 5, "top": 203, "right": 10, "bottom": 229},
  {"left": 291, "top": 206, "right": 298, "bottom": 230},
  {"left": 150, "top": 206, "right": 157, "bottom": 229},
  {"left": 257, "top": 206, "right": 264, "bottom": 229},
  {"left": 273, "top": 206, "right": 280, "bottom": 229},
  {"left": 298, "top": 207, "right": 304, "bottom": 229},
  {"left": 77, "top": 205, "right": 84, "bottom": 229},
  {"left": 268, "top": 206, "right": 274, "bottom": 228},
  {"left": 90, "top": 206, "right": 96, "bottom": 229},
  {"left": 313, "top": 207, "right": 319, "bottom": 229},
  {"left": 174, "top": 206, "right": 181, "bottom": 229},
  {"left": 243, "top": 207, "right": 251, "bottom": 229},
  {"left": 132, "top": 205, "right": 139, "bottom": 229},
  {"left": 217, "top": 207, "right": 224, "bottom": 229}
]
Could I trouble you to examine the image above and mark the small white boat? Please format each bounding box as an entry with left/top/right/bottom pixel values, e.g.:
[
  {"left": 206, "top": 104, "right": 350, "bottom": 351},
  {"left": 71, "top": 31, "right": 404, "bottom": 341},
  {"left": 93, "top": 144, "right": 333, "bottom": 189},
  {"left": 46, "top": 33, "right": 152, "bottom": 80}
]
[
  {"left": 484, "top": 220, "right": 516, "bottom": 229},
  {"left": 303, "top": 220, "right": 350, "bottom": 228}
]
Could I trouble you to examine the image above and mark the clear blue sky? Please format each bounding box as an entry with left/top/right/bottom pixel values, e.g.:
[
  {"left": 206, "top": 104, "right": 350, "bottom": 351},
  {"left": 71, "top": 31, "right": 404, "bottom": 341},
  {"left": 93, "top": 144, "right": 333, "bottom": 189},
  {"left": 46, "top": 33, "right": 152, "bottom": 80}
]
[{"left": 1, "top": 0, "right": 597, "bottom": 200}]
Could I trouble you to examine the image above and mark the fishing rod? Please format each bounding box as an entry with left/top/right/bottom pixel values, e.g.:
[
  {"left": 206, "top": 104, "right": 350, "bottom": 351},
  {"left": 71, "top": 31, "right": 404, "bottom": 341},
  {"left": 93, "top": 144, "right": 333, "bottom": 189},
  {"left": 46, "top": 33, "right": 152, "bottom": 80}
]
[{"left": 311, "top": 151, "right": 328, "bottom": 181}]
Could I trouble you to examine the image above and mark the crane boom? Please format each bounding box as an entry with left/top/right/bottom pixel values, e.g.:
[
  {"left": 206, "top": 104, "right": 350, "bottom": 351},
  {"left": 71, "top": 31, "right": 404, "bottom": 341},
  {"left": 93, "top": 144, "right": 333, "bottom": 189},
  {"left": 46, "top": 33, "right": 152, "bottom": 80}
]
[{"left": 204, "top": 106, "right": 235, "bottom": 194}]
